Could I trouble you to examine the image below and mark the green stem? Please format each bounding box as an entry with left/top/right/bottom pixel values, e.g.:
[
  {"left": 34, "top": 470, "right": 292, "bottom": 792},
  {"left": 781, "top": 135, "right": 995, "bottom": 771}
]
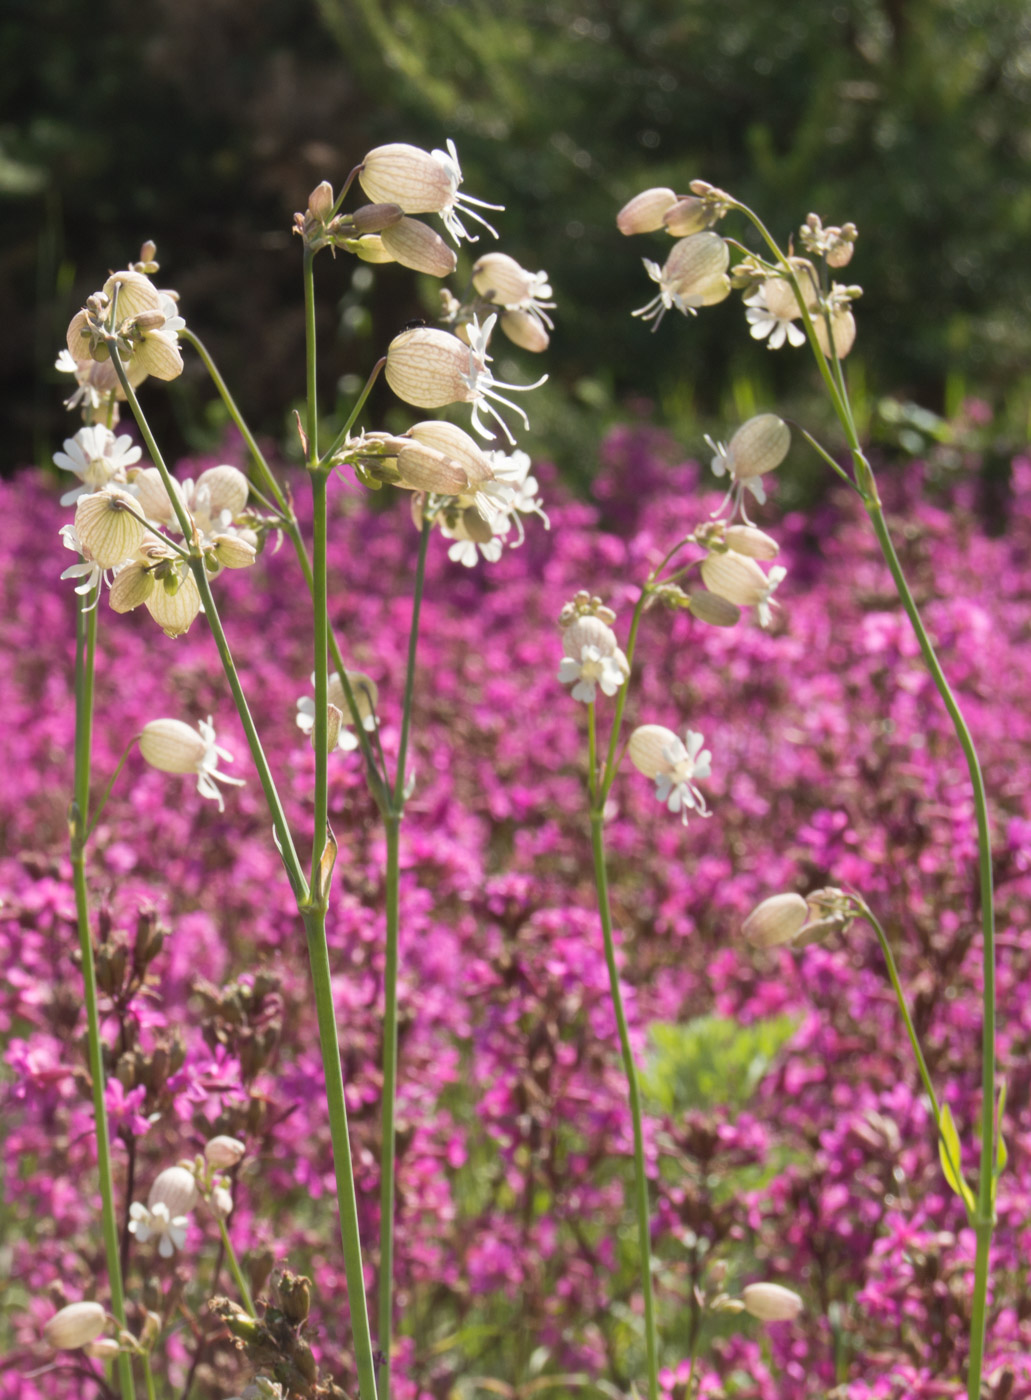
[
  {"left": 84, "top": 741, "right": 136, "bottom": 844},
  {"left": 304, "top": 907, "right": 379, "bottom": 1400},
  {"left": 179, "top": 329, "right": 289, "bottom": 513},
  {"left": 378, "top": 814, "right": 401, "bottom": 1400},
  {"left": 217, "top": 1217, "right": 256, "bottom": 1317},
  {"left": 141, "top": 1354, "right": 157, "bottom": 1400},
  {"left": 599, "top": 591, "right": 649, "bottom": 803},
  {"left": 303, "top": 249, "right": 319, "bottom": 465},
  {"left": 589, "top": 811, "right": 659, "bottom": 1400},
  {"left": 310, "top": 468, "right": 331, "bottom": 895},
  {"left": 393, "top": 519, "right": 431, "bottom": 809},
  {"left": 70, "top": 590, "right": 137, "bottom": 1400},
  {"left": 318, "top": 357, "right": 387, "bottom": 467}
]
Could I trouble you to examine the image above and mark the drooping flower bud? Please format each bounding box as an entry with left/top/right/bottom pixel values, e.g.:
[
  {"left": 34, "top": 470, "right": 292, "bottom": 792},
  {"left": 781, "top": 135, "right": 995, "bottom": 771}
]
[
  {"left": 700, "top": 551, "right": 770, "bottom": 607},
  {"left": 407, "top": 421, "right": 494, "bottom": 487},
  {"left": 724, "top": 525, "right": 780, "bottom": 560},
  {"left": 394, "top": 443, "right": 470, "bottom": 494},
  {"left": 205, "top": 1135, "right": 246, "bottom": 1169},
  {"left": 307, "top": 180, "right": 334, "bottom": 221},
  {"left": 687, "top": 590, "right": 741, "bottom": 627},
  {"left": 360, "top": 144, "right": 457, "bottom": 215},
  {"left": 109, "top": 561, "right": 155, "bottom": 613},
  {"left": 74, "top": 487, "right": 145, "bottom": 568},
  {"left": 724, "top": 415, "right": 791, "bottom": 481},
  {"left": 348, "top": 202, "right": 404, "bottom": 234},
  {"left": 742, "top": 1282, "right": 804, "bottom": 1322},
  {"left": 616, "top": 187, "right": 678, "bottom": 235},
  {"left": 379, "top": 217, "right": 458, "bottom": 277},
  {"left": 741, "top": 893, "right": 808, "bottom": 949},
  {"left": 148, "top": 1164, "right": 198, "bottom": 1216},
  {"left": 43, "top": 1302, "right": 108, "bottom": 1350},
  {"left": 144, "top": 569, "right": 202, "bottom": 638},
  {"left": 210, "top": 533, "right": 258, "bottom": 569},
  {"left": 662, "top": 196, "right": 716, "bottom": 236},
  {"left": 499, "top": 309, "right": 550, "bottom": 352}
]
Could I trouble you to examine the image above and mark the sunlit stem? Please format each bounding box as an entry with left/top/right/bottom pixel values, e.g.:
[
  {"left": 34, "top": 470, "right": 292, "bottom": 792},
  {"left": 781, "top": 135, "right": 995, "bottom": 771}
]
[
  {"left": 378, "top": 515, "right": 432, "bottom": 1400},
  {"left": 217, "top": 1217, "right": 256, "bottom": 1317},
  {"left": 319, "top": 357, "right": 387, "bottom": 467},
  {"left": 71, "top": 587, "right": 137, "bottom": 1400},
  {"left": 588, "top": 805, "right": 659, "bottom": 1400}
]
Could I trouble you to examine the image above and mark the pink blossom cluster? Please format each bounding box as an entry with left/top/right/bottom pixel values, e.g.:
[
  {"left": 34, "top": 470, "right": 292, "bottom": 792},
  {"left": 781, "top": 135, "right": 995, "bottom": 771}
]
[{"left": 2, "top": 428, "right": 1031, "bottom": 1398}]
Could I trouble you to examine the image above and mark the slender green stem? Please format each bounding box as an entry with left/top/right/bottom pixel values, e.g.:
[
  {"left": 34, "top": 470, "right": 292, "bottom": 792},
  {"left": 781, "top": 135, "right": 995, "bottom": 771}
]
[
  {"left": 857, "top": 902, "right": 941, "bottom": 1126},
  {"left": 318, "top": 357, "right": 387, "bottom": 467},
  {"left": 71, "top": 590, "right": 137, "bottom": 1400},
  {"left": 84, "top": 741, "right": 136, "bottom": 844},
  {"left": 179, "top": 329, "right": 289, "bottom": 513},
  {"left": 588, "top": 811, "right": 659, "bottom": 1400},
  {"left": 378, "top": 814, "right": 401, "bottom": 1400},
  {"left": 217, "top": 1217, "right": 256, "bottom": 1317},
  {"left": 393, "top": 520, "right": 431, "bottom": 810},
  {"left": 599, "top": 591, "right": 649, "bottom": 803},
  {"left": 310, "top": 468, "right": 331, "bottom": 895},
  {"left": 304, "top": 907, "right": 379, "bottom": 1400},
  {"left": 303, "top": 250, "right": 319, "bottom": 466},
  {"left": 141, "top": 1355, "right": 157, "bottom": 1400}
]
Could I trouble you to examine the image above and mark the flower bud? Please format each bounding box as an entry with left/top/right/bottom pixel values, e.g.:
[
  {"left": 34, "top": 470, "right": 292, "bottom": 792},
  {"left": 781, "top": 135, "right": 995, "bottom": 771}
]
[
  {"left": 307, "top": 180, "right": 334, "bottom": 220},
  {"left": 742, "top": 1282, "right": 804, "bottom": 1322},
  {"left": 85, "top": 1337, "right": 121, "bottom": 1359},
  {"left": 43, "top": 1302, "right": 107, "bottom": 1350},
  {"left": 349, "top": 202, "right": 404, "bottom": 234},
  {"left": 211, "top": 533, "right": 257, "bottom": 569},
  {"left": 206, "top": 1137, "right": 246, "bottom": 1170},
  {"left": 148, "top": 1164, "right": 198, "bottom": 1216},
  {"left": 616, "top": 187, "right": 678, "bottom": 235},
  {"left": 145, "top": 569, "right": 201, "bottom": 637},
  {"left": 662, "top": 196, "right": 714, "bottom": 236},
  {"left": 687, "top": 590, "right": 741, "bottom": 627},
  {"left": 353, "top": 235, "right": 395, "bottom": 264},
  {"left": 700, "top": 551, "right": 771, "bottom": 608},
  {"left": 380, "top": 217, "right": 457, "bottom": 277},
  {"left": 724, "top": 525, "right": 780, "bottom": 560},
  {"left": 471, "top": 253, "right": 537, "bottom": 306},
  {"left": 140, "top": 720, "right": 208, "bottom": 776},
  {"left": 499, "top": 309, "right": 549, "bottom": 353},
  {"left": 359, "top": 143, "right": 453, "bottom": 213},
  {"left": 74, "top": 488, "right": 145, "bottom": 568},
  {"left": 741, "top": 893, "right": 808, "bottom": 949}
]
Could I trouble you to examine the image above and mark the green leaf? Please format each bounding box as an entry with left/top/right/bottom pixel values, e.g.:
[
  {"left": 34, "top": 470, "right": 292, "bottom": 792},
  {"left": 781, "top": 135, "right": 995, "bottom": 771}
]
[
  {"left": 938, "top": 1104, "right": 976, "bottom": 1215},
  {"left": 642, "top": 1014, "right": 799, "bottom": 1113},
  {"left": 996, "top": 1079, "right": 1008, "bottom": 1178}
]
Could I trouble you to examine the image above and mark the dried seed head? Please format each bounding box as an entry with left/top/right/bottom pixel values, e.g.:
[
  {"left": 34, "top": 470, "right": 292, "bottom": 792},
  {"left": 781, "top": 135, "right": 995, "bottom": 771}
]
[
  {"left": 379, "top": 217, "right": 457, "bottom": 277},
  {"left": 148, "top": 1165, "right": 198, "bottom": 1216},
  {"left": 616, "top": 187, "right": 678, "bottom": 235},
  {"left": 742, "top": 1282, "right": 804, "bottom": 1322},
  {"left": 43, "top": 1302, "right": 108, "bottom": 1351},
  {"left": 74, "top": 488, "right": 145, "bottom": 568},
  {"left": 741, "top": 893, "right": 809, "bottom": 949}
]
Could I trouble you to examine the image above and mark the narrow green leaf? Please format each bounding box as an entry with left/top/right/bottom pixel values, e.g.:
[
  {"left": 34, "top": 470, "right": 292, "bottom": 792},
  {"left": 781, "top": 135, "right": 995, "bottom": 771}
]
[{"left": 938, "top": 1104, "right": 976, "bottom": 1215}]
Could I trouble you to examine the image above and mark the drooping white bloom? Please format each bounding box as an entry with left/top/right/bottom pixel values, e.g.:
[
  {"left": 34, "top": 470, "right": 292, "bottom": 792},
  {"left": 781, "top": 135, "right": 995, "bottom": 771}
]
[
  {"left": 148, "top": 1164, "right": 199, "bottom": 1216},
  {"left": 755, "top": 564, "right": 787, "bottom": 628},
  {"left": 472, "top": 253, "right": 555, "bottom": 334},
  {"left": 706, "top": 414, "right": 792, "bottom": 523},
  {"left": 558, "top": 616, "right": 628, "bottom": 704},
  {"left": 628, "top": 725, "right": 713, "bottom": 824},
  {"left": 74, "top": 486, "right": 145, "bottom": 569},
  {"left": 296, "top": 671, "right": 378, "bottom": 752},
  {"left": 205, "top": 1135, "right": 246, "bottom": 1169},
  {"left": 59, "top": 523, "right": 104, "bottom": 603},
  {"left": 616, "top": 186, "right": 678, "bottom": 236},
  {"left": 359, "top": 139, "right": 503, "bottom": 245},
  {"left": 138, "top": 716, "right": 245, "bottom": 811},
  {"left": 632, "top": 233, "right": 730, "bottom": 329},
  {"left": 742, "top": 1282, "right": 804, "bottom": 1322},
  {"left": 744, "top": 282, "right": 808, "bottom": 350},
  {"left": 741, "top": 893, "right": 809, "bottom": 949},
  {"left": 128, "top": 1201, "right": 188, "bottom": 1258},
  {"left": 385, "top": 314, "right": 546, "bottom": 444},
  {"left": 54, "top": 425, "right": 142, "bottom": 505}
]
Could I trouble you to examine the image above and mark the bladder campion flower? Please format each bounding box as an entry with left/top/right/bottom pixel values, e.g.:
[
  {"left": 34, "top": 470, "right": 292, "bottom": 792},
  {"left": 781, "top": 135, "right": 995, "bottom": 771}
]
[
  {"left": 616, "top": 187, "right": 678, "bottom": 235},
  {"left": 705, "top": 413, "right": 791, "bottom": 522},
  {"left": 741, "top": 893, "right": 809, "bottom": 949},
  {"left": 54, "top": 425, "right": 142, "bottom": 505},
  {"left": 628, "top": 725, "right": 713, "bottom": 823},
  {"left": 359, "top": 139, "right": 502, "bottom": 244},
  {"left": 385, "top": 314, "right": 546, "bottom": 444},
  {"left": 472, "top": 252, "right": 555, "bottom": 350},
  {"left": 296, "top": 671, "right": 378, "bottom": 752},
  {"left": 558, "top": 616, "right": 629, "bottom": 703},
  {"left": 128, "top": 1200, "right": 188, "bottom": 1258},
  {"left": 138, "top": 716, "right": 245, "bottom": 811},
  {"left": 73, "top": 486, "right": 146, "bottom": 569},
  {"left": 43, "top": 1302, "right": 108, "bottom": 1351},
  {"left": 632, "top": 232, "right": 731, "bottom": 329},
  {"left": 742, "top": 1282, "right": 804, "bottom": 1322}
]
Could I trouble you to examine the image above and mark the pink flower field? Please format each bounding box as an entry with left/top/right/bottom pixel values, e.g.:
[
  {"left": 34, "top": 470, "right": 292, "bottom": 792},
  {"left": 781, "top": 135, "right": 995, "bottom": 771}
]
[{"left": 3, "top": 426, "right": 1031, "bottom": 1399}]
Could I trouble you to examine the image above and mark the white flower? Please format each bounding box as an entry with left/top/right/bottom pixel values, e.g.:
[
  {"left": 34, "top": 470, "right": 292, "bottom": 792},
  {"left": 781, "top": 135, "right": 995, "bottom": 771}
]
[
  {"left": 744, "top": 282, "right": 808, "bottom": 350},
  {"left": 705, "top": 414, "right": 791, "bottom": 523},
  {"left": 756, "top": 564, "right": 787, "bottom": 628},
  {"left": 128, "top": 1201, "right": 188, "bottom": 1258},
  {"left": 472, "top": 252, "right": 555, "bottom": 332},
  {"left": 296, "top": 671, "right": 378, "bottom": 752},
  {"left": 54, "top": 426, "right": 142, "bottom": 505},
  {"left": 359, "top": 138, "right": 503, "bottom": 245},
  {"left": 632, "top": 233, "right": 730, "bottom": 329},
  {"left": 43, "top": 1302, "right": 108, "bottom": 1351},
  {"left": 742, "top": 1282, "right": 804, "bottom": 1322},
  {"left": 139, "top": 716, "right": 245, "bottom": 811},
  {"left": 628, "top": 725, "right": 713, "bottom": 824},
  {"left": 59, "top": 523, "right": 104, "bottom": 604},
  {"left": 558, "top": 616, "right": 628, "bottom": 704}
]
